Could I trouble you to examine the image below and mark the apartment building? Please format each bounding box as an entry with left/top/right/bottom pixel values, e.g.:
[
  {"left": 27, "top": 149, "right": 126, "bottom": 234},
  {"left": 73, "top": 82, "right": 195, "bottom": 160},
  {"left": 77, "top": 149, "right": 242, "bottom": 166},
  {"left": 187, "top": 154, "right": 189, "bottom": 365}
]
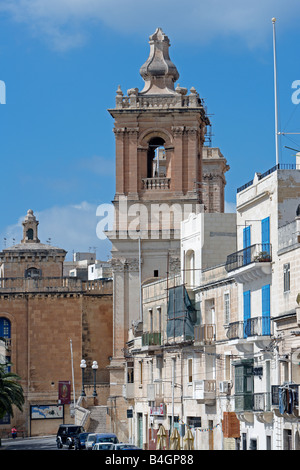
[
  {"left": 224, "top": 161, "right": 300, "bottom": 450},
  {"left": 123, "top": 160, "right": 300, "bottom": 450}
]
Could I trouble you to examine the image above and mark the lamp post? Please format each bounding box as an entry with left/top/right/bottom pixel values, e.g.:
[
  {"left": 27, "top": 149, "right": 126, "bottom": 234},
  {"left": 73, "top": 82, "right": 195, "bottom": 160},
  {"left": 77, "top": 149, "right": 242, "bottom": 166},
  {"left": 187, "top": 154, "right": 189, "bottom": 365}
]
[
  {"left": 92, "top": 360, "right": 98, "bottom": 397},
  {"left": 80, "top": 359, "right": 86, "bottom": 396}
]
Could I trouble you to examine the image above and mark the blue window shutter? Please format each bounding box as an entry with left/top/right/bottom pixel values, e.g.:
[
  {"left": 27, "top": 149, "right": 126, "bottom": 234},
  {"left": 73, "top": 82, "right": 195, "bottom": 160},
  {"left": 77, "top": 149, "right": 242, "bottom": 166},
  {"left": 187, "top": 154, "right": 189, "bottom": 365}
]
[
  {"left": 262, "top": 285, "right": 270, "bottom": 335},
  {"left": 261, "top": 217, "right": 270, "bottom": 254},
  {"left": 243, "top": 290, "right": 251, "bottom": 338},
  {"left": 243, "top": 226, "right": 251, "bottom": 265},
  {"left": 0, "top": 318, "right": 11, "bottom": 338},
  {"left": 243, "top": 226, "right": 251, "bottom": 248}
]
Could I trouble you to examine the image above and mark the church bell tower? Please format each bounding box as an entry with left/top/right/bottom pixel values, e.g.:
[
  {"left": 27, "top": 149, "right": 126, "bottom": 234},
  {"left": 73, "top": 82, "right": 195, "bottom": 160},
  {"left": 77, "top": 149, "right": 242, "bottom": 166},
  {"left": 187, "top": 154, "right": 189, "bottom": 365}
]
[{"left": 106, "top": 28, "right": 229, "bottom": 439}]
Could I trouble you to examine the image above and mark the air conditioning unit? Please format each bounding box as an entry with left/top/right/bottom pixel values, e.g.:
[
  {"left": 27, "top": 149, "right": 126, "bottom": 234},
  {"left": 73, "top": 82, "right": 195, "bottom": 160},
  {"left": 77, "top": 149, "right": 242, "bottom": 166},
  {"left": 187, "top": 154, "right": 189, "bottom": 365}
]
[{"left": 219, "top": 381, "right": 231, "bottom": 394}]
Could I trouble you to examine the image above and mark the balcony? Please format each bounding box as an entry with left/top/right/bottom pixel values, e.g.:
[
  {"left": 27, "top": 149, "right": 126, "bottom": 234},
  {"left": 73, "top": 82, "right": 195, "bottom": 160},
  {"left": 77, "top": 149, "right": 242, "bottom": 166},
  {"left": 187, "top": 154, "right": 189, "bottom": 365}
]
[
  {"left": 194, "top": 324, "right": 215, "bottom": 345},
  {"left": 225, "top": 244, "right": 272, "bottom": 283},
  {"left": 193, "top": 379, "right": 216, "bottom": 404},
  {"left": 235, "top": 392, "right": 273, "bottom": 424},
  {"left": 226, "top": 317, "right": 273, "bottom": 352},
  {"left": 271, "top": 384, "right": 300, "bottom": 419},
  {"left": 142, "top": 177, "right": 170, "bottom": 190},
  {"left": 142, "top": 331, "right": 162, "bottom": 348},
  {"left": 122, "top": 383, "right": 135, "bottom": 399}
]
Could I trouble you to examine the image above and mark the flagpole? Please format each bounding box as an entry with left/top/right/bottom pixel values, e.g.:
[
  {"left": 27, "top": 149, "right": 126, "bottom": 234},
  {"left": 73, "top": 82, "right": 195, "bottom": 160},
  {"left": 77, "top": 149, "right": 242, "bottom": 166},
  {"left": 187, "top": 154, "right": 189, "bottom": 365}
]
[{"left": 272, "top": 17, "right": 279, "bottom": 165}]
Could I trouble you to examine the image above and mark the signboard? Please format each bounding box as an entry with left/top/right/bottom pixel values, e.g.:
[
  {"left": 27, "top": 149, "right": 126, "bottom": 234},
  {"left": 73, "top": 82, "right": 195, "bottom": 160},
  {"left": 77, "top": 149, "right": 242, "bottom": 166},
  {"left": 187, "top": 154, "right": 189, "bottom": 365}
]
[
  {"left": 150, "top": 403, "right": 166, "bottom": 416},
  {"left": 31, "top": 405, "right": 64, "bottom": 420},
  {"left": 127, "top": 409, "right": 133, "bottom": 418},
  {"left": 58, "top": 380, "right": 71, "bottom": 404}
]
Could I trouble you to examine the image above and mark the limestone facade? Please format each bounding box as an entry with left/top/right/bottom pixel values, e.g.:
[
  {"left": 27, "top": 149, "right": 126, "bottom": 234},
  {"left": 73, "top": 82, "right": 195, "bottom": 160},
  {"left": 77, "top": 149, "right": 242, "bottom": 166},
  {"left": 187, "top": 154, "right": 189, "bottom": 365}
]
[
  {"left": 0, "top": 211, "right": 113, "bottom": 437},
  {"left": 106, "top": 28, "right": 230, "bottom": 442}
]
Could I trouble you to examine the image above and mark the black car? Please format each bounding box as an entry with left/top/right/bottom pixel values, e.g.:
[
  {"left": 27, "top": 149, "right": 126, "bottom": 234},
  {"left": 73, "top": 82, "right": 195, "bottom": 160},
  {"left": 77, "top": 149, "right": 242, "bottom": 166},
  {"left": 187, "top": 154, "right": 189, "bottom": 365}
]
[
  {"left": 56, "top": 424, "right": 85, "bottom": 449},
  {"left": 74, "top": 432, "right": 90, "bottom": 450}
]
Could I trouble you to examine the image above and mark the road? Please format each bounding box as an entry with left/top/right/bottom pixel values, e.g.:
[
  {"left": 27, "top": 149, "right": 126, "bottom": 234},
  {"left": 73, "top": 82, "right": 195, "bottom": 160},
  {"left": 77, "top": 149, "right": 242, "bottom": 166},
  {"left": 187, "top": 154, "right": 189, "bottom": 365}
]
[{"left": 1, "top": 435, "right": 64, "bottom": 450}]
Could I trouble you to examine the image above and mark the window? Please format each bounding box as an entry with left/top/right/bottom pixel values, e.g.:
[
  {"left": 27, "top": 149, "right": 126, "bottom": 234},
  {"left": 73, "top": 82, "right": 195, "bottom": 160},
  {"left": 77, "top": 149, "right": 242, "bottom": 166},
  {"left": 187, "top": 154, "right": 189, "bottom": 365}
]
[
  {"left": 154, "top": 270, "right": 159, "bottom": 277},
  {"left": 157, "top": 307, "right": 162, "bottom": 333},
  {"left": 127, "top": 362, "right": 134, "bottom": 384},
  {"left": 262, "top": 284, "right": 271, "bottom": 335},
  {"left": 188, "top": 358, "right": 193, "bottom": 383},
  {"left": 25, "top": 267, "right": 41, "bottom": 279},
  {"left": 243, "top": 226, "right": 251, "bottom": 265},
  {"left": 139, "top": 361, "right": 143, "bottom": 385},
  {"left": 147, "top": 137, "right": 166, "bottom": 178},
  {"left": 261, "top": 217, "right": 270, "bottom": 253},
  {"left": 0, "top": 318, "right": 11, "bottom": 339},
  {"left": 224, "top": 292, "right": 230, "bottom": 324},
  {"left": 26, "top": 228, "right": 34, "bottom": 240},
  {"left": 243, "top": 290, "right": 251, "bottom": 338},
  {"left": 283, "top": 263, "right": 290, "bottom": 292},
  {"left": 149, "top": 309, "right": 153, "bottom": 333}
]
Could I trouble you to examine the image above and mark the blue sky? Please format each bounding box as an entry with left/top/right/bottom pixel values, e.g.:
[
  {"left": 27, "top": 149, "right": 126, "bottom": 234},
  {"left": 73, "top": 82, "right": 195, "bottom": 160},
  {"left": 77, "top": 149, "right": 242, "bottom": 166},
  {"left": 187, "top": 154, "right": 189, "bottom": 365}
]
[{"left": 0, "top": 1, "right": 300, "bottom": 260}]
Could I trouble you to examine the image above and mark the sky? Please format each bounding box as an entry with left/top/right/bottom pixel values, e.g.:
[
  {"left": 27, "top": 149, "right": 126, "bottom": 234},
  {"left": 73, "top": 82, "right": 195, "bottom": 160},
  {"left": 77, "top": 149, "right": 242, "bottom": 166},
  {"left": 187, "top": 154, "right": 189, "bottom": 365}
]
[{"left": 0, "top": 0, "right": 300, "bottom": 261}]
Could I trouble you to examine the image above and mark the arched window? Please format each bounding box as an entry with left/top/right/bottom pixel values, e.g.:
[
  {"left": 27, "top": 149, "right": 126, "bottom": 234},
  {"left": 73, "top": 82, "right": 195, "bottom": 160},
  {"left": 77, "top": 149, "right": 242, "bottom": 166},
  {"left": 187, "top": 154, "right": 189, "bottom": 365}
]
[
  {"left": 0, "top": 317, "right": 11, "bottom": 340},
  {"left": 185, "top": 250, "right": 195, "bottom": 287},
  {"left": 147, "top": 137, "right": 166, "bottom": 178},
  {"left": 25, "top": 267, "right": 41, "bottom": 279},
  {"left": 26, "top": 228, "right": 34, "bottom": 240}
]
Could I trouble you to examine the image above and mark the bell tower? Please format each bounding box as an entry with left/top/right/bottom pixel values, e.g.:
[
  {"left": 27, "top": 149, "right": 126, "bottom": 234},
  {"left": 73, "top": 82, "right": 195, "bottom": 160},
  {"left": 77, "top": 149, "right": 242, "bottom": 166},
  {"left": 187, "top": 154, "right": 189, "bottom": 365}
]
[{"left": 106, "top": 28, "right": 229, "bottom": 440}]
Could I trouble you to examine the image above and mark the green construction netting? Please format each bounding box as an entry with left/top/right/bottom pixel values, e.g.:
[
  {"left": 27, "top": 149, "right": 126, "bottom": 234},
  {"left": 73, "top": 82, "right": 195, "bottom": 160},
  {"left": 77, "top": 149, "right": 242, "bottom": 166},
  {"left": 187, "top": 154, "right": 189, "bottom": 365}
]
[{"left": 167, "top": 285, "right": 197, "bottom": 340}]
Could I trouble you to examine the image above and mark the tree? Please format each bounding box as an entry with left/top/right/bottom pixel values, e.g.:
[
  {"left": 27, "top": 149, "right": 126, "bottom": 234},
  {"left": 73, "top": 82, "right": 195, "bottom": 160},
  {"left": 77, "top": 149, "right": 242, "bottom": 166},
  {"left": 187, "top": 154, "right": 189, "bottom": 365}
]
[{"left": 0, "top": 363, "right": 25, "bottom": 420}]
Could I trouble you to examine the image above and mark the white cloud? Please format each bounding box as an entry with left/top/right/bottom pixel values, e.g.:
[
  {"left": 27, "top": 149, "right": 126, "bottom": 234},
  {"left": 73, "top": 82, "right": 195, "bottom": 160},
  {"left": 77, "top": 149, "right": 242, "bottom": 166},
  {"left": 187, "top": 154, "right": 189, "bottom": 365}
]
[
  {"left": 0, "top": 202, "right": 112, "bottom": 261},
  {"left": 1, "top": 0, "right": 300, "bottom": 51}
]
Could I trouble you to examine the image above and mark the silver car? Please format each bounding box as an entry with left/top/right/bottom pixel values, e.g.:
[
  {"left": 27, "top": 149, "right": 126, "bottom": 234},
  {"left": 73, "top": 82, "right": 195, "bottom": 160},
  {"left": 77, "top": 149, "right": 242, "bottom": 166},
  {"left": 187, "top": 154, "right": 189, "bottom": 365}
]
[{"left": 93, "top": 442, "right": 115, "bottom": 450}]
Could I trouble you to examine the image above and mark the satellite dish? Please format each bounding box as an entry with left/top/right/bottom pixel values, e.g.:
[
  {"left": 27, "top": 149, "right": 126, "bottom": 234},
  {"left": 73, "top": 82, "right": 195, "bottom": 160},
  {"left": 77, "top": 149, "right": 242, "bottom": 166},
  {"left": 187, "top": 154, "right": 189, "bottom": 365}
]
[{"left": 291, "top": 351, "right": 300, "bottom": 365}]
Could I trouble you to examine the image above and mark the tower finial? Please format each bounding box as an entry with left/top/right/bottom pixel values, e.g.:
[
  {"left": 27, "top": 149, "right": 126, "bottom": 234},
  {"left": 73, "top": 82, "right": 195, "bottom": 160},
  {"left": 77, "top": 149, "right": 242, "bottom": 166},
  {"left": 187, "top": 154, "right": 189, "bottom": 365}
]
[
  {"left": 21, "top": 209, "right": 40, "bottom": 244},
  {"left": 139, "top": 28, "right": 179, "bottom": 95}
]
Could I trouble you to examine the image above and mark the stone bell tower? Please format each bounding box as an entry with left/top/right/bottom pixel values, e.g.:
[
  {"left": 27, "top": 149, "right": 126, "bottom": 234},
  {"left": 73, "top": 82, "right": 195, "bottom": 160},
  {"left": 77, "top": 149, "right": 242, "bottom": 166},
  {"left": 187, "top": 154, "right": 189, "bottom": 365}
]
[{"left": 106, "top": 28, "right": 229, "bottom": 439}]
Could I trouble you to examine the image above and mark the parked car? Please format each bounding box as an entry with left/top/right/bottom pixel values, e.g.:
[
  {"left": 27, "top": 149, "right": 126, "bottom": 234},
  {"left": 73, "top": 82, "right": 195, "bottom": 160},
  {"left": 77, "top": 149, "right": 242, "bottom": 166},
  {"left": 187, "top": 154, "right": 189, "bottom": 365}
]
[
  {"left": 74, "top": 432, "right": 90, "bottom": 450},
  {"left": 93, "top": 442, "right": 115, "bottom": 450},
  {"left": 113, "top": 443, "right": 141, "bottom": 450},
  {"left": 94, "top": 433, "right": 119, "bottom": 445},
  {"left": 56, "top": 424, "right": 85, "bottom": 449},
  {"left": 85, "top": 433, "right": 97, "bottom": 450}
]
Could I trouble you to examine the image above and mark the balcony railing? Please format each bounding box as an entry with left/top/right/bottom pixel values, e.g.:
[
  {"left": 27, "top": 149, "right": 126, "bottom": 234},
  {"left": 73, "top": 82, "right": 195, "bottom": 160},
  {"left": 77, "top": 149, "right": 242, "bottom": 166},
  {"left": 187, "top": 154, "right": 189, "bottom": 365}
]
[
  {"left": 142, "top": 331, "right": 162, "bottom": 347},
  {"left": 225, "top": 244, "right": 272, "bottom": 273},
  {"left": 194, "top": 324, "right": 215, "bottom": 344},
  {"left": 142, "top": 177, "right": 170, "bottom": 190},
  {"left": 227, "top": 317, "right": 272, "bottom": 340},
  {"left": 253, "top": 392, "right": 272, "bottom": 412},
  {"left": 193, "top": 379, "right": 216, "bottom": 403},
  {"left": 271, "top": 384, "right": 299, "bottom": 408}
]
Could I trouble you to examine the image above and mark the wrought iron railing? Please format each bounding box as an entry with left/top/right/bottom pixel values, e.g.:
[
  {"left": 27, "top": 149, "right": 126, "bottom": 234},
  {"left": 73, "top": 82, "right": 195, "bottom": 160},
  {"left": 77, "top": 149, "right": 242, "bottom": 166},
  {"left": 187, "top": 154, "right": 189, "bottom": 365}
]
[
  {"left": 225, "top": 243, "right": 272, "bottom": 273},
  {"left": 227, "top": 317, "right": 272, "bottom": 340}
]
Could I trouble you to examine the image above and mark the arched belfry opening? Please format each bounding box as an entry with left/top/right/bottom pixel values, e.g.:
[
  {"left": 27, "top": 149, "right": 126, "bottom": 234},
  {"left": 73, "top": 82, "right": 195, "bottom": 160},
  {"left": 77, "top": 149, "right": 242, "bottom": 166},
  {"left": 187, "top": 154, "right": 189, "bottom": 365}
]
[{"left": 147, "top": 137, "right": 166, "bottom": 178}]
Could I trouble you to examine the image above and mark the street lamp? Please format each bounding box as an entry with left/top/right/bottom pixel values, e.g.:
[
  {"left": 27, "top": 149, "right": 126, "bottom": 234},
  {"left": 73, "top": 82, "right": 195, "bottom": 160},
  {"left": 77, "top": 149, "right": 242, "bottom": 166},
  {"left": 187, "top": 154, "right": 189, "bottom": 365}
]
[
  {"left": 80, "top": 359, "right": 86, "bottom": 396},
  {"left": 92, "top": 360, "right": 98, "bottom": 397}
]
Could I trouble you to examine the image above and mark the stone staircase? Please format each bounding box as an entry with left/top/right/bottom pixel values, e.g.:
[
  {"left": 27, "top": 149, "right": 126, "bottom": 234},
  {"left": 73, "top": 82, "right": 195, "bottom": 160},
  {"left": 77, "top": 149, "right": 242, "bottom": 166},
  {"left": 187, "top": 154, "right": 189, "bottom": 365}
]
[{"left": 87, "top": 406, "right": 107, "bottom": 433}]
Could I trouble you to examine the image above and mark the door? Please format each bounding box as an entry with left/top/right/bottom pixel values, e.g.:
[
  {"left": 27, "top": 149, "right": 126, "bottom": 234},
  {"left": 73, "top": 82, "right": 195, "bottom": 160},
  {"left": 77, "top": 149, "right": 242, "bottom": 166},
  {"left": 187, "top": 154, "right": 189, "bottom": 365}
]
[
  {"left": 243, "top": 290, "right": 251, "bottom": 338},
  {"left": 262, "top": 284, "right": 271, "bottom": 335},
  {"left": 261, "top": 217, "right": 270, "bottom": 255},
  {"left": 243, "top": 226, "right": 251, "bottom": 265},
  {"left": 137, "top": 413, "right": 143, "bottom": 449}
]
